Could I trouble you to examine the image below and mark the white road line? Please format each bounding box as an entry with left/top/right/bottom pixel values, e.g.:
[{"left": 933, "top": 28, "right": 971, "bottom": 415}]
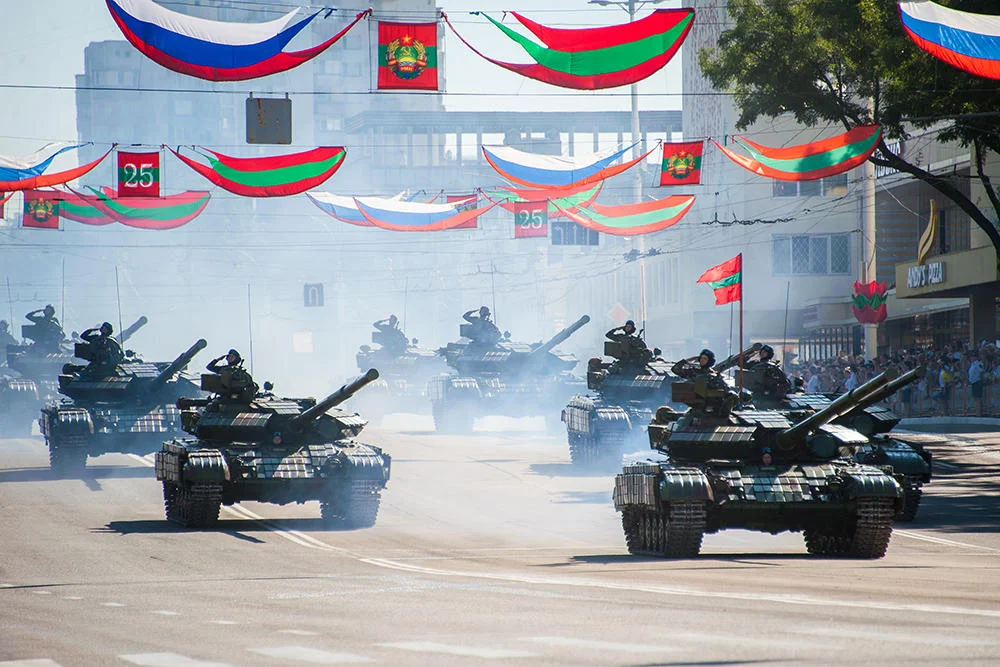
[
  {"left": 207, "top": 620, "right": 238, "bottom": 625},
  {"left": 30, "top": 590, "right": 52, "bottom": 596},
  {"left": 360, "top": 557, "right": 1000, "bottom": 619},
  {"left": 522, "top": 636, "right": 674, "bottom": 653},
  {"left": 248, "top": 647, "right": 373, "bottom": 663},
  {"left": 100, "top": 602, "right": 125, "bottom": 607},
  {"left": 895, "top": 530, "right": 1000, "bottom": 552},
  {"left": 277, "top": 629, "right": 319, "bottom": 636},
  {"left": 62, "top": 596, "right": 82, "bottom": 601},
  {"left": 380, "top": 642, "right": 538, "bottom": 659},
  {"left": 151, "top": 610, "right": 180, "bottom": 616},
  {"left": 0, "top": 660, "right": 62, "bottom": 666},
  {"left": 119, "top": 654, "right": 230, "bottom": 667}
]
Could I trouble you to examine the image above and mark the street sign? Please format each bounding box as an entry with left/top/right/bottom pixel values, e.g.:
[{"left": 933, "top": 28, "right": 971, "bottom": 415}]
[
  {"left": 246, "top": 96, "right": 292, "bottom": 145},
  {"left": 608, "top": 303, "right": 630, "bottom": 322},
  {"left": 303, "top": 283, "right": 324, "bottom": 307}
]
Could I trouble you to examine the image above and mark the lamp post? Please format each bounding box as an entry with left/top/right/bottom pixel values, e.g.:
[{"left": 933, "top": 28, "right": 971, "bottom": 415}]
[{"left": 588, "top": 0, "right": 668, "bottom": 325}]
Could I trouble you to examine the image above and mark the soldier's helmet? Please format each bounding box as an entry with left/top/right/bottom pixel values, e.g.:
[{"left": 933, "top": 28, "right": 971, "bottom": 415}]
[
  {"left": 624, "top": 319, "right": 636, "bottom": 333},
  {"left": 699, "top": 348, "right": 716, "bottom": 367},
  {"left": 388, "top": 314, "right": 398, "bottom": 327},
  {"left": 226, "top": 349, "right": 242, "bottom": 363},
  {"left": 100, "top": 322, "right": 113, "bottom": 336},
  {"left": 0, "top": 319, "right": 7, "bottom": 330},
  {"left": 760, "top": 344, "right": 775, "bottom": 361},
  {"left": 43, "top": 304, "right": 55, "bottom": 316},
  {"left": 479, "top": 305, "right": 490, "bottom": 318}
]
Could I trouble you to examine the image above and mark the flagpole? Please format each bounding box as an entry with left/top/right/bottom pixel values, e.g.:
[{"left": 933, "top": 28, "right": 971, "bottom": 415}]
[{"left": 738, "top": 252, "right": 744, "bottom": 401}]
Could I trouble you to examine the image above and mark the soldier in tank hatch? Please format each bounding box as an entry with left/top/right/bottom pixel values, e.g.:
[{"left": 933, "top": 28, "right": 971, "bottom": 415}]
[
  {"left": 462, "top": 305, "right": 501, "bottom": 345},
  {"left": 25, "top": 304, "right": 64, "bottom": 351},
  {"left": 742, "top": 344, "right": 792, "bottom": 403},
  {"left": 0, "top": 320, "right": 18, "bottom": 350},
  {"left": 606, "top": 320, "right": 650, "bottom": 367},
  {"left": 207, "top": 348, "right": 244, "bottom": 373},
  {"left": 206, "top": 349, "right": 257, "bottom": 403},
  {"left": 672, "top": 348, "right": 717, "bottom": 378},
  {"left": 80, "top": 322, "right": 124, "bottom": 369},
  {"left": 373, "top": 314, "right": 408, "bottom": 356}
]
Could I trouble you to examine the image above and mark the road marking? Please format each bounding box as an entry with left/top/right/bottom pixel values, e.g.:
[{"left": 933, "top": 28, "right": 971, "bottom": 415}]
[
  {"left": 895, "top": 530, "right": 1000, "bottom": 553},
  {"left": 119, "top": 654, "right": 230, "bottom": 667},
  {"left": 63, "top": 596, "right": 82, "bottom": 600},
  {"left": 0, "top": 661, "right": 62, "bottom": 666},
  {"left": 248, "top": 647, "right": 373, "bottom": 663},
  {"left": 207, "top": 620, "right": 237, "bottom": 625},
  {"left": 30, "top": 590, "right": 52, "bottom": 596},
  {"left": 521, "top": 636, "right": 674, "bottom": 653},
  {"left": 151, "top": 610, "right": 180, "bottom": 616},
  {"left": 789, "top": 625, "right": 992, "bottom": 647},
  {"left": 100, "top": 602, "right": 125, "bottom": 607},
  {"left": 277, "top": 629, "right": 319, "bottom": 636},
  {"left": 380, "top": 642, "right": 537, "bottom": 659},
  {"left": 128, "top": 453, "right": 155, "bottom": 466},
  {"left": 360, "top": 557, "right": 1000, "bottom": 619}
]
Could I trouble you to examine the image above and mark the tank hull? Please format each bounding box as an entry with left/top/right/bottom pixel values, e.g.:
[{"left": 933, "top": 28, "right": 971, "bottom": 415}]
[
  {"left": 155, "top": 437, "right": 391, "bottom": 528},
  {"left": 614, "top": 459, "right": 902, "bottom": 558}
]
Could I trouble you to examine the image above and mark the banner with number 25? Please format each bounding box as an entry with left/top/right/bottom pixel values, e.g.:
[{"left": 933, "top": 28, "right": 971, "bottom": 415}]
[{"left": 118, "top": 150, "right": 160, "bottom": 198}]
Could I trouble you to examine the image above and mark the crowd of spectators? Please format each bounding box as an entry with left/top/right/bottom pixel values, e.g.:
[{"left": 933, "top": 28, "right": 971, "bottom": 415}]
[{"left": 787, "top": 339, "right": 1000, "bottom": 417}]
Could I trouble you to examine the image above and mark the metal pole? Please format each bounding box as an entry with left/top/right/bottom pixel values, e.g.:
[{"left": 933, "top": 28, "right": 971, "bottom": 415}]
[
  {"left": 782, "top": 280, "right": 790, "bottom": 363},
  {"left": 247, "top": 283, "right": 254, "bottom": 376},
  {"left": 628, "top": 0, "right": 648, "bottom": 327},
  {"left": 863, "top": 139, "right": 877, "bottom": 361},
  {"left": 6, "top": 276, "right": 14, "bottom": 327},
  {"left": 114, "top": 266, "right": 124, "bottom": 344}
]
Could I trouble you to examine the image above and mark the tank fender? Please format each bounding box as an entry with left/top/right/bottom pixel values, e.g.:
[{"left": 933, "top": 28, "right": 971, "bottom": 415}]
[
  {"left": 183, "top": 450, "right": 229, "bottom": 483},
  {"left": 841, "top": 468, "right": 903, "bottom": 501},
  {"left": 42, "top": 406, "right": 93, "bottom": 438},
  {"left": 658, "top": 467, "right": 714, "bottom": 503},
  {"left": 324, "top": 443, "right": 391, "bottom": 483}
]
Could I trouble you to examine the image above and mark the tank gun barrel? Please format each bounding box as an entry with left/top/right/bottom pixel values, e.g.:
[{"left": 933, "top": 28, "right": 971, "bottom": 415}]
[
  {"left": 288, "top": 368, "right": 379, "bottom": 431},
  {"left": 712, "top": 342, "right": 762, "bottom": 373},
  {"left": 778, "top": 366, "right": 901, "bottom": 449},
  {"left": 146, "top": 339, "right": 207, "bottom": 392},
  {"left": 849, "top": 365, "right": 926, "bottom": 413},
  {"left": 118, "top": 316, "right": 148, "bottom": 344},
  {"left": 531, "top": 315, "right": 590, "bottom": 356}
]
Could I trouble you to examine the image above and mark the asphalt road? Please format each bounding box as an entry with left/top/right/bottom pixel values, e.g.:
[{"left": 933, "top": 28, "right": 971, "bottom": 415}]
[{"left": 1, "top": 416, "right": 998, "bottom": 666}]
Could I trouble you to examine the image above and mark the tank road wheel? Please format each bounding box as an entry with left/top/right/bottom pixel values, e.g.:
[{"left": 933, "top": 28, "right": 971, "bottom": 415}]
[
  {"left": 164, "top": 481, "right": 222, "bottom": 528},
  {"left": 322, "top": 479, "right": 382, "bottom": 529},
  {"left": 432, "top": 402, "right": 474, "bottom": 434},
  {"left": 621, "top": 508, "right": 662, "bottom": 554},
  {"left": 898, "top": 481, "right": 923, "bottom": 522},
  {"left": 663, "top": 501, "right": 707, "bottom": 558},
  {"left": 803, "top": 529, "right": 852, "bottom": 556},
  {"left": 622, "top": 508, "right": 643, "bottom": 554},
  {"left": 850, "top": 497, "right": 895, "bottom": 559},
  {"left": 47, "top": 435, "right": 88, "bottom": 477}
]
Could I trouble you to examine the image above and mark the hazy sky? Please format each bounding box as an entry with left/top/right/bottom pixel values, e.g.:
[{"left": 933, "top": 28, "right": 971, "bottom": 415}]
[{"left": 0, "top": 0, "right": 683, "bottom": 157}]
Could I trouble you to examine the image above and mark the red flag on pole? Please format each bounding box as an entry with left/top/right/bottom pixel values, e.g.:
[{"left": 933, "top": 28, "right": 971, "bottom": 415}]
[
  {"left": 697, "top": 254, "right": 742, "bottom": 305},
  {"left": 377, "top": 22, "right": 439, "bottom": 90},
  {"left": 22, "top": 190, "right": 60, "bottom": 229},
  {"left": 659, "top": 140, "right": 703, "bottom": 186}
]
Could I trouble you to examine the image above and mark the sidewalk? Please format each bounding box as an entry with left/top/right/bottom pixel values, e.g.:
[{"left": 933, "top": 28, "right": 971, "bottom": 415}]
[{"left": 898, "top": 416, "right": 1000, "bottom": 433}]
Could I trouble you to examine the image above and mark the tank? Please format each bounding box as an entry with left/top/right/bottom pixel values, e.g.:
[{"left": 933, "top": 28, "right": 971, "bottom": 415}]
[
  {"left": 1, "top": 315, "right": 147, "bottom": 435},
  {"left": 154, "top": 368, "right": 391, "bottom": 529},
  {"left": 559, "top": 337, "right": 716, "bottom": 468},
  {"left": 428, "top": 315, "right": 591, "bottom": 432},
  {"left": 353, "top": 325, "right": 446, "bottom": 417},
  {"left": 743, "top": 362, "right": 932, "bottom": 521},
  {"left": 613, "top": 368, "right": 904, "bottom": 558},
  {"left": 39, "top": 336, "right": 207, "bottom": 474}
]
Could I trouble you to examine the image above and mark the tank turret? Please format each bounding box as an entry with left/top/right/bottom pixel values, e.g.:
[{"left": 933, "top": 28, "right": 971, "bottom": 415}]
[{"left": 288, "top": 368, "right": 379, "bottom": 431}]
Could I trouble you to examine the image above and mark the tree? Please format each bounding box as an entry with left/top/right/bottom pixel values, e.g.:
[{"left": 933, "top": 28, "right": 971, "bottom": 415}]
[{"left": 699, "top": 0, "right": 1000, "bottom": 267}]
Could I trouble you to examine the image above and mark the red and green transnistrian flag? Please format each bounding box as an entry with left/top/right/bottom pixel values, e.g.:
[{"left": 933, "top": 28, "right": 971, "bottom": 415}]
[
  {"left": 852, "top": 281, "right": 888, "bottom": 324},
  {"left": 169, "top": 146, "right": 346, "bottom": 197},
  {"left": 444, "top": 9, "right": 693, "bottom": 90},
  {"left": 377, "top": 22, "right": 439, "bottom": 90},
  {"left": 660, "top": 140, "right": 703, "bottom": 186},
  {"left": 697, "top": 253, "right": 742, "bottom": 305}
]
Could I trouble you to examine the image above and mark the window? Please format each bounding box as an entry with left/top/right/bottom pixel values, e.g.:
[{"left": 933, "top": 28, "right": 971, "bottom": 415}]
[
  {"left": 773, "top": 233, "right": 850, "bottom": 275},
  {"left": 772, "top": 174, "right": 849, "bottom": 198},
  {"left": 551, "top": 220, "right": 598, "bottom": 246}
]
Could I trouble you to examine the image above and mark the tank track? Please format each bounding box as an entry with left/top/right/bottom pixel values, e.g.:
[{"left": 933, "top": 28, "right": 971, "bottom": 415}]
[
  {"left": 621, "top": 501, "right": 706, "bottom": 558},
  {"left": 163, "top": 481, "right": 223, "bottom": 528},
  {"left": 47, "top": 434, "right": 89, "bottom": 476},
  {"left": 568, "top": 432, "right": 622, "bottom": 469},
  {"left": 897, "top": 481, "right": 923, "bottom": 522},
  {"left": 321, "top": 479, "right": 382, "bottom": 528},
  {"left": 804, "top": 497, "right": 895, "bottom": 559}
]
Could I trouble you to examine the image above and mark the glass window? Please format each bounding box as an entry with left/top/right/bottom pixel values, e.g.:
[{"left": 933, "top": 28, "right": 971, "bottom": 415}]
[
  {"left": 773, "top": 237, "right": 790, "bottom": 274},
  {"left": 823, "top": 173, "right": 848, "bottom": 197},
  {"left": 791, "top": 236, "right": 810, "bottom": 273},
  {"left": 809, "top": 236, "right": 828, "bottom": 273},
  {"left": 773, "top": 181, "right": 797, "bottom": 198},
  {"left": 799, "top": 179, "right": 821, "bottom": 197},
  {"left": 830, "top": 234, "right": 850, "bottom": 273}
]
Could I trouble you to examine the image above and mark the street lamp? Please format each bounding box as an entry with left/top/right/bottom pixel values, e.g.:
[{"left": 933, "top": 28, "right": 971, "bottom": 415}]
[{"left": 588, "top": 0, "right": 670, "bottom": 326}]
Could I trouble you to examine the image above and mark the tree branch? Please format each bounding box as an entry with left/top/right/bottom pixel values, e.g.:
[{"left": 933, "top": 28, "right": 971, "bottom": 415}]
[{"left": 974, "top": 138, "right": 1000, "bottom": 227}]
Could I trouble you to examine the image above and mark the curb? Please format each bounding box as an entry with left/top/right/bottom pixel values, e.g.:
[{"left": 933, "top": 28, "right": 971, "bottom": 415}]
[{"left": 898, "top": 416, "right": 1000, "bottom": 431}]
